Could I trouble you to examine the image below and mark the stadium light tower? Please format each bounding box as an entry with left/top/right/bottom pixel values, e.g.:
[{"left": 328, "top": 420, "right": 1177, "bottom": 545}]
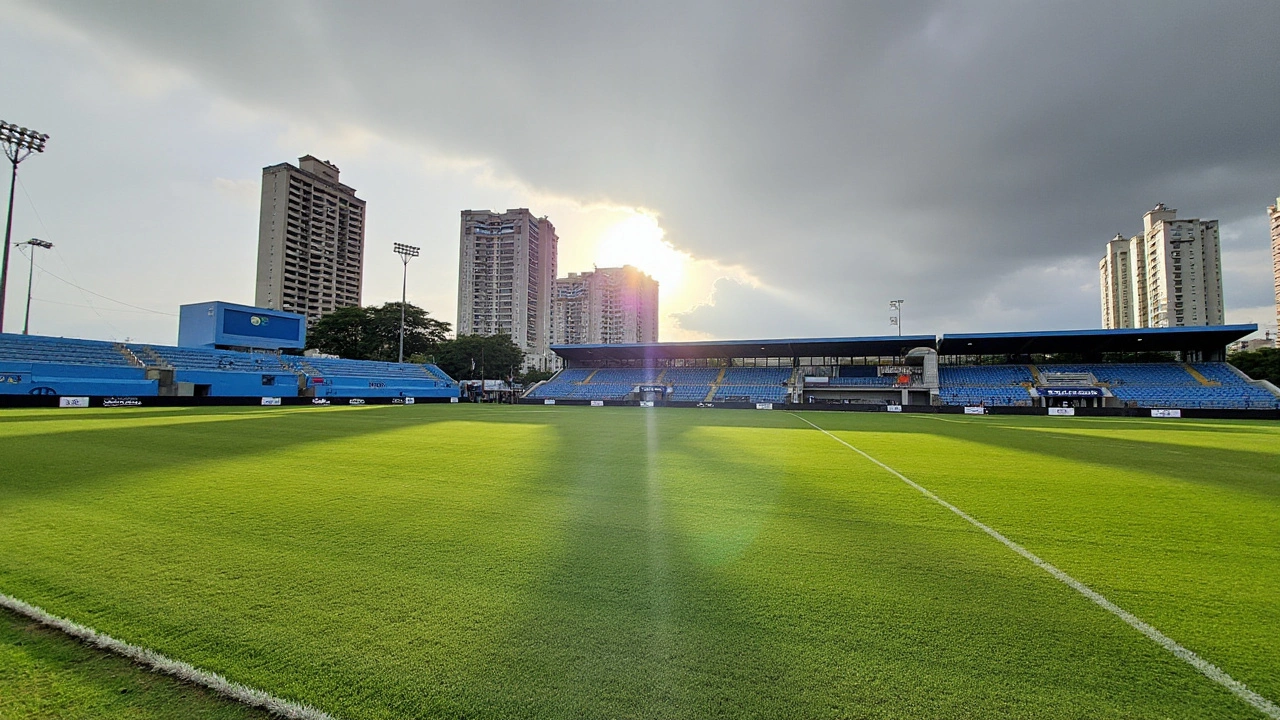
[
  {"left": 393, "top": 243, "right": 420, "bottom": 363},
  {"left": 0, "top": 121, "right": 50, "bottom": 334},
  {"left": 889, "top": 299, "right": 904, "bottom": 336},
  {"left": 21, "top": 238, "right": 52, "bottom": 335}
]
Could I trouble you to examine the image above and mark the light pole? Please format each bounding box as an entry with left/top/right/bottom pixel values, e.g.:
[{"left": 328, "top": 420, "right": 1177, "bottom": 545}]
[
  {"left": 393, "top": 243, "right": 420, "bottom": 363},
  {"left": 21, "top": 238, "right": 52, "bottom": 335},
  {"left": 889, "top": 299, "right": 904, "bottom": 336},
  {"left": 1, "top": 121, "right": 50, "bottom": 334}
]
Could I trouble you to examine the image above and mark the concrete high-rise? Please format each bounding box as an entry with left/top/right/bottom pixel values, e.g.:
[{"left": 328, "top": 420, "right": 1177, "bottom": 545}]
[
  {"left": 551, "top": 266, "right": 659, "bottom": 346},
  {"left": 1270, "top": 197, "right": 1280, "bottom": 346},
  {"left": 1099, "top": 204, "right": 1224, "bottom": 329},
  {"left": 456, "top": 209, "right": 558, "bottom": 370},
  {"left": 255, "top": 156, "right": 365, "bottom": 324}
]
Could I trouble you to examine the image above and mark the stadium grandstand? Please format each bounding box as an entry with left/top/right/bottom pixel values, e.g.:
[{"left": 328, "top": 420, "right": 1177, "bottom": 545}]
[
  {"left": 0, "top": 300, "right": 458, "bottom": 405},
  {"left": 524, "top": 325, "right": 1280, "bottom": 414}
]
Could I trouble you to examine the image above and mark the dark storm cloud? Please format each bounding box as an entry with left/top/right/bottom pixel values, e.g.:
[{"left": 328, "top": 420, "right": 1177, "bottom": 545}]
[{"left": 27, "top": 0, "right": 1280, "bottom": 335}]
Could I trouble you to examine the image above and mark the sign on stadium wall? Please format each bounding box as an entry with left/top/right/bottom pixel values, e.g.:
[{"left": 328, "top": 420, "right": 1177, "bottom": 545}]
[
  {"left": 963, "top": 406, "right": 986, "bottom": 415},
  {"left": 58, "top": 396, "right": 90, "bottom": 408},
  {"left": 639, "top": 401, "right": 655, "bottom": 408},
  {"left": 1048, "top": 407, "right": 1075, "bottom": 416},
  {"left": 103, "top": 397, "right": 142, "bottom": 408},
  {"left": 634, "top": 385, "right": 668, "bottom": 393},
  {"left": 405, "top": 398, "right": 415, "bottom": 405},
  {"left": 261, "top": 397, "right": 282, "bottom": 406},
  {"left": 1151, "top": 408, "right": 1182, "bottom": 418},
  {"left": 450, "top": 397, "right": 459, "bottom": 403},
  {"left": 886, "top": 405, "right": 902, "bottom": 412},
  {"left": 590, "top": 400, "right": 605, "bottom": 407},
  {"left": 804, "top": 376, "right": 829, "bottom": 385},
  {"left": 756, "top": 403, "right": 773, "bottom": 410},
  {"left": 1042, "top": 388, "right": 1103, "bottom": 398}
]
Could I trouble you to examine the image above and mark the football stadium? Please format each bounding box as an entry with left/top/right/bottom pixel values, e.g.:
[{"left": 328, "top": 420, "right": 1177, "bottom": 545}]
[{"left": 2, "top": 303, "right": 1279, "bottom": 719}]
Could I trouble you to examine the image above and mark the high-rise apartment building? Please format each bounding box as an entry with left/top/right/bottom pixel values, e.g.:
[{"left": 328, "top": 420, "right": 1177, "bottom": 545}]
[
  {"left": 255, "top": 156, "right": 365, "bottom": 324},
  {"left": 1270, "top": 197, "right": 1280, "bottom": 346},
  {"left": 456, "top": 209, "right": 558, "bottom": 369},
  {"left": 1099, "top": 234, "right": 1135, "bottom": 328},
  {"left": 1099, "top": 204, "right": 1224, "bottom": 329},
  {"left": 551, "top": 266, "right": 659, "bottom": 346}
]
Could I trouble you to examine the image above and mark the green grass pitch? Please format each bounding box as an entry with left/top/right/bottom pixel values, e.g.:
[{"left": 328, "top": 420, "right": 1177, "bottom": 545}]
[{"left": 0, "top": 405, "right": 1277, "bottom": 719}]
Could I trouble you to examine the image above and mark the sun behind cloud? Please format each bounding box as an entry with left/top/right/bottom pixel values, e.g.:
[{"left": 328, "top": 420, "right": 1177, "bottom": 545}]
[{"left": 593, "top": 213, "right": 688, "bottom": 293}]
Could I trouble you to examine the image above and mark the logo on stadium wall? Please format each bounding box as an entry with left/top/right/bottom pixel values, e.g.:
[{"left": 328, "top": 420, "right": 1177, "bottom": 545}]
[
  {"left": 29, "top": 386, "right": 56, "bottom": 396},
  {"left": 405, "top": 397, "right": 415, "bottom": 405},
  {"left": 544, "top": 399, "right": 555, "bottom": 405},
  {"left": 391, "top": 398, "right": 405, "bottom": 404},
  {"left": 1151, "top": 408, "right": 1182, "bottom": 418},
  {"left": 450, "top": 397, "right": 459, "bottom": 403},
  {"left": 349, "top": 398, "right": 366, "bottom": 405},
  {"left": 639, "top": 401, "right": 655, "bottom": 408},
  {"left": 590, "top": 400, "right": 605, "bottom": 407},
  {"left": 963, "top": 406, "right": 986, "bottom": 415},
  {"left": 886, "top": 404, "right": 903, "bottom": 413},
  {"left": 755, "top": 403, "right": 773, "bottom": 410},
  {"left": 369, "top": 381, "right": 385, "bottom": 388},
  {"left": 311, "top": 398, "right": 331, "bottom": 406},
  {"left": 58, "top": 396, "right": 90, "bottom": 408},
  {"left": 1042, "top": 388, "right": 1103, "bottom": 398},
  {"left": 249, "top": 315, "right": 269, "bottom": 326},
  {"left": 0, "top": 373, "right": 23, "bottom": 383},
  {"left": 261, "top": 397, "right": 282, "bottom": 406},
  {"left": 103, "top": 397, "right": 143, "bottom": 408},
  {"left": 696, "top": 402, "right": 714, "bottom": 408},
  {"left": 1048, "top": 407, "right": 1075, "bottom": 416}
]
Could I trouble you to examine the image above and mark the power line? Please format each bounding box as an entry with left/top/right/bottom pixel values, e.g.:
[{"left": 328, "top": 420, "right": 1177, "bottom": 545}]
[{"left": 29, "top": 258, "right": 176, "bottom": 316}]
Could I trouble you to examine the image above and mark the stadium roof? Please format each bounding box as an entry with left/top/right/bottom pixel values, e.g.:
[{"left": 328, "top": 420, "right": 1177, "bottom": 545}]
[
  {"left": 551, "top": 335, "right": 937, "bottom": 362},
  {"left": 935, "top": 324, "right": 1258, "bottom": 356}
]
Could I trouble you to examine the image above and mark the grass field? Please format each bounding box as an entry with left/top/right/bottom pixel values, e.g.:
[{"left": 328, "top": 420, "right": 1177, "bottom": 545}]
[{"left": 0, "top": 404, "right": 1277, "bottom": 719}]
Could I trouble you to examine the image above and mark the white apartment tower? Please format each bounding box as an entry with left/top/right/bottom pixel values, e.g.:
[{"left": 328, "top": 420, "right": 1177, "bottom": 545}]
[
  {"left": 1099, "top": 204, "right": 1224, "bottom": 329},
  {"left": 551, "top": 266, "right": 659, "bottom": 346},
  {"left": 1270, "top": 197, "right": 1280, "bottom": 346},
  {"left": 1099, "top": 234, "right": 1134, "bottom": 328},
  {"left": 255, "top": 156, "right": 365, "bottom": 324},
  {"left": 457, "top": 209, "right": 558, "bottom": 369}
]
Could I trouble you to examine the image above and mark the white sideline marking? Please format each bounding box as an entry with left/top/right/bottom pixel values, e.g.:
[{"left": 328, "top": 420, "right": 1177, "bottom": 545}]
[
  {"left": 0, "top": 592, "right": 338, "bottom": 720},
  {"left": 789, "top": 412, "right": 1280, "bottom": 719}
]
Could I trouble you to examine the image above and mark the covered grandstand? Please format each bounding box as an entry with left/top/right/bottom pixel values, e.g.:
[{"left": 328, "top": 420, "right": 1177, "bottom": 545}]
[{"left": 524, "top": 325, "right": 1280, "bottom": 415}]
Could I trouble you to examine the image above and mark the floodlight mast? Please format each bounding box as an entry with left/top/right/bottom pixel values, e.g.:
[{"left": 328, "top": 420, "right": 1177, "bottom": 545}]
[
  {"left": 393, "top": 243, "right": 420, "bottom": 363},
  {"left": 0, "top": 121, "right": 49, "bottom": 334},
  {"left": 889, "top": 299, "right": 904, "bottom": 337},
  {"left": 21, "top": 238, "right": 53, "bottom": 335}
]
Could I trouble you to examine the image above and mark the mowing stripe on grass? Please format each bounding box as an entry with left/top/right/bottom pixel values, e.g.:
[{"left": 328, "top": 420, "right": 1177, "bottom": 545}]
[
  {"left": 789, "top": 412, "right": 1280, "bottom": 720},
  {"left": 0, "top": 591, "right": 338, "bottom": 720}
]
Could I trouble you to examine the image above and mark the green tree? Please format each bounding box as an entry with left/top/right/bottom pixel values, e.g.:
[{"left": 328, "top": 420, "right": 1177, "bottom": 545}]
[
  {"left": 434, "top": 334, "right": 524, "bottom": 380},
  {"left": 307, "top": 302, "right": 451, "bottom": 361},
  {"left": 1228, "top": 347, "right": 1280, "bottom": 385}
]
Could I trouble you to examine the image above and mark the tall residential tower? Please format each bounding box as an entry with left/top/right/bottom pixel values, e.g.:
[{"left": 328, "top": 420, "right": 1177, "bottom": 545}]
[
  {"left": 1270, "top": 197, "right": 1280, "bottom": 346},
  {"left": 255, "top": 156, "right": 365, "bottom": 324},
  {"left": 1099, "top": 204, "right": 1224, "bottom": 329},
  {"left": 457, "top": 209, "right": 558, "bottom": 370},
  {"left": 551, "top": 266, "right": 659, "bottom": 346}
]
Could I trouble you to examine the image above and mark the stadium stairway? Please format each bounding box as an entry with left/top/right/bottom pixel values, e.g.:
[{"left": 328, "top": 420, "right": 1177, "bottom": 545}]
[
  {"left": 1182, "top": 363, "right": 1219, "bottom": 386},
  {"left": 704, "top": 367, "right": 727, "bottom": 402},
  {"left": 583, "top": 368, "right": 601, "bottom": 384},
  {"left": 1027, "top": 364, "right": 1043, "bottom": 384},
  {"left": 114, "top": 343, "right": 145, "bottom": 368}
]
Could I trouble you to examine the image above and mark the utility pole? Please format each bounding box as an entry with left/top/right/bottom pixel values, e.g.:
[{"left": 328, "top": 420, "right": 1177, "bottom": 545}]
[{"left": 0, "top": 121, "right": 50, "bottom": 333}]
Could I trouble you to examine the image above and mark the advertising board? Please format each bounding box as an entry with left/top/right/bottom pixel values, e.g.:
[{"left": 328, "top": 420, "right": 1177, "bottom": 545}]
[
  {"left": 58, "top": 396, "right": 90, "bottom": 408},
  {"left": 1151, "top": 408, "right": 1182, "bottom": 418},
  {"left": 261, "top": 397, "right": 282, "bottom": 406},
  {"left": 1048, "top": 407, "right": 1075, "bottom": 416},
  {"left": 963, "top": 406, "right": 986, "bottom": 415}
]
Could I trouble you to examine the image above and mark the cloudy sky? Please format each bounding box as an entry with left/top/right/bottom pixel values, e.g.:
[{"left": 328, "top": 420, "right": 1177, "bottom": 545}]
[{"left": 3, "top": 1, "right": 1277, "bottom": 344}]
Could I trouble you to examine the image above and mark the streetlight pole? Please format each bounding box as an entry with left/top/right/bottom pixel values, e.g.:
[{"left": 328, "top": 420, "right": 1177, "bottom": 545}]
[
  {"left": 889, "top": 299, "right": 904, "bottom": 336},
  {"left": 21, "top": 238, "right": 52, "bottom": 335},
  {"left": 0, "top": 121, "right": 50, "bottom": 334},
  {"left": 393, "top": 243, "right": 420, "bottom": 363}
]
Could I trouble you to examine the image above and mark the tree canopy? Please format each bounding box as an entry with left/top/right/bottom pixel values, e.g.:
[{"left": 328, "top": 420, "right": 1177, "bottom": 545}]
[
  {"left": 307, "top": 302, "right": 451, "bottom": 362},
  {"left": 1228, "top": 347, "right": 1280, "bottom": 385},
  {"left": 432, "top": 334, "right": 525, "bottom": 380}
]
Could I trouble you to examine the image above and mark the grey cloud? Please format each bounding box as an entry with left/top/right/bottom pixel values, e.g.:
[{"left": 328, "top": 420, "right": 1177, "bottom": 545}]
[{"left": 21, "top": 0, "right": 1280, "bottom": 337}]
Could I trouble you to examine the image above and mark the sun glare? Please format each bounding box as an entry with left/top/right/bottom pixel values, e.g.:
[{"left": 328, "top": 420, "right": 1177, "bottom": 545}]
[{"left": 594, "top": 214, "right": 687, "bottom": 294}]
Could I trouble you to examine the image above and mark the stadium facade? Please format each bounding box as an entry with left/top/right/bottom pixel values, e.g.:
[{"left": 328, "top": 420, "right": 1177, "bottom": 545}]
[
  {"left": 255, "top": 156, "right": 366, "bottom": 324},
  {"left": 525, "top": 325, "right": 1280, "bottom": 414}
]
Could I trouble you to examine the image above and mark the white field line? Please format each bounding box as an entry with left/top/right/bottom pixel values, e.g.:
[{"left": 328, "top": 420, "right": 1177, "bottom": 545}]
[
  {"left": 0, "top": 592, "right": 338, "bottom": 720},
  {"left": 788, "top": 412, "right": 1280, "bottom": 719}
]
